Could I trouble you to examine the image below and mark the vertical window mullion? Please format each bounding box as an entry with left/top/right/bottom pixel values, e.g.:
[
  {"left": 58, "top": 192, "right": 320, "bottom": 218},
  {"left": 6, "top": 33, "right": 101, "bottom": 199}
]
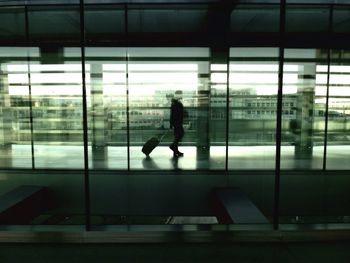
[
  {"left": 225, "top": 52, "right": 230, "bottom": 173},
  {"left": 273, "top": 0, "right": 286, "bottom": 231},
  {"left": 80, "top": 0, "right": 91, "bottom": 231},
  {"left": 25, "top": 6, "right": 35, "bottom": 169},
  {"left": 323, "top": 5, "right": 333, "bottom": 171},
  {"left": 323, "top": 49, "right": 331, "bottom": 171},
  {"left": 125, "top": 4, "right": 130, "bottom": 171}
]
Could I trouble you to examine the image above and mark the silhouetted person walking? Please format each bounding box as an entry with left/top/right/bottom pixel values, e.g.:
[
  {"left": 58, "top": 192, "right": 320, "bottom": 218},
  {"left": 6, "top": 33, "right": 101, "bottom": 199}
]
[{"left": 169, "top": 95, "right": 185, "bottom": 157}]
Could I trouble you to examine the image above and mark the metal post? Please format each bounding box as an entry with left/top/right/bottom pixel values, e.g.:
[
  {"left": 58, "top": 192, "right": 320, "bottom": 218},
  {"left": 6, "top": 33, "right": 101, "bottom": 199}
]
[
  {"left": 25, "top": 6, "right": 35, "bottom": 169},
  {"left": 79, "top": 0, "right": 90, "bottom": 231},
  {"left": 125, "top": 4, "right": 130, "bottom": 171},
  {"left": 225, "top": 51, "right": 230, "bottom": 173},
  {"left": 323, "top": 5, "right": 333, "bottom": 171},
  {"left": 323, "top": 49, "right": 331, "bottom": 171},
  {"left": 273, "top": 0, "right": 286, "bottom": 231}
]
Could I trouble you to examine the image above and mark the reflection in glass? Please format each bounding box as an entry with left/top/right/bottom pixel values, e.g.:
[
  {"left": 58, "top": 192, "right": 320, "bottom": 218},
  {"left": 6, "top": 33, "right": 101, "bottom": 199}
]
[
  {"left": 28, "top": 48, "right": 85, "bottom": 168},
  {"left": 85, "top": 5, "right": 125, "bottom": 41},
  {"left": 286, "top": 5, "right": 329, "bottom": 32},
  {"left": 326, "top": 50, "right": 350, "bottom": 169},
  {"left": 28, "top": 6, "right": 80, "bottom": 42},
  {"left": 0, "top": 7, "right": 25, "bottom": 42},
  {"left": 281, "top": 49, "right": 326, "bottom": 170},
  {"left": 128, "top": 4, "right": 208, "bottom": 33},
  {"left": 86, "top": 48, "right": 128, "bottom": 169},
  {"left": 279, "top": 50, "right": 349, "bottom": 225},
  {"left": 333, "top": 6, "right": 350, "bottom": 33},
  {"left": 0, "top": 47, "right": 33, "bottom": 168},
  {"left": 228, "top": 48, "right": 279, "bottom": 170},
  {"left": 210, "top": 64, "right": 227, "bottom": 169},
  {"left": 230, "top": 4, "right": 279, "bottom": 32},
  {"left": 0, "top": 47, "right": 87, "bottom": 225},
  {"left": 127, "top": 48, "right": 211, "bottom": 170}
]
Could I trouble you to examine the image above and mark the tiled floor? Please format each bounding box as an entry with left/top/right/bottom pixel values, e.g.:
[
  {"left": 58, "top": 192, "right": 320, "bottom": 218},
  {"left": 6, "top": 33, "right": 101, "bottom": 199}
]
[{"left": 1, "top": 144, "right": 349, "bottom": 170}]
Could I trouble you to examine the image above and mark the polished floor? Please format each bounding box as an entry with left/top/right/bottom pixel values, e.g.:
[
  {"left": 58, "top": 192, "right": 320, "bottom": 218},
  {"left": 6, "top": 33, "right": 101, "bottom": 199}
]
[
  {"left": 0, "top": 241, "right": 350, "bottom": 263},
  {"left": 1, "top": 144, "right": 349, "bottom": 170}
]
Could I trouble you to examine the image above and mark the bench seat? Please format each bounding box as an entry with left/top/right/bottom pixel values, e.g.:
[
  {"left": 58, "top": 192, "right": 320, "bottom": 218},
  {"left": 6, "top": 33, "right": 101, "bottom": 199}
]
[
  {"left": 0, "top": 185, "right": 50, "bottom": 224},
  {"left": 212, "top": 187, "right": 269, "bottom": 224}
]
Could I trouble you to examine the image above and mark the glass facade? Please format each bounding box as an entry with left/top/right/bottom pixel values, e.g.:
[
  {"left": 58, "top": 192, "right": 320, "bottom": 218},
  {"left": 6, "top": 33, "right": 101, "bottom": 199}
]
[
  {"left": 86, "top": 48, "right": 128, "bottom": 170},
  {"left": 0, "top": 1, "right": 350, "bottom": 230},
  {"left": 281, "top": 49, "right": 327, "bottom": 170},
  {"left": 326, "top": 50, "right": 350, "bottom": 170},
  {"left": 229, "top": 48, "right": 279, "bottom": 170}
]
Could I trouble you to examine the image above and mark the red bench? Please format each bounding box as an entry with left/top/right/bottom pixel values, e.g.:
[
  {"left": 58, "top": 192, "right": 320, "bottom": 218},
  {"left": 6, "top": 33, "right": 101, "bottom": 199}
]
[{"left": 0, "top": 186, "right": 50, "bottom": 224}]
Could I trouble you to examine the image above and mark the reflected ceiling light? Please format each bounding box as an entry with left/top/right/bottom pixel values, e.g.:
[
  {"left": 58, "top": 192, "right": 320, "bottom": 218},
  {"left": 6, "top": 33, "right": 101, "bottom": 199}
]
[
  {"left": 128, "top": 73, "right": 198, "bottom": 84},
  {"left": 284, "top": 65, "right": 299, "bottom": 72},
  {"left": 327, "top": 87, "right": 350, "bottom": 96},
  {"left": 8, "top": 73, "right": 28, "bottom": 84},
  {"left": 316, "top": 74, "right": 328, "bottom": 84},
  {"left": 9, "top": 85, "right": 86, "bottom": 96},
  {"left": 329, "top": 65, "right": 350, "bottom": 73},
  {"left": 31, "top": 85, "right": 83, "bottom": 96},
  {"left": 103, "top": 64, "right": 126, "bottom": 71},
  {"left": 31, "top": 73, "right": 88, "bottom": 84},
  {"left": 129, "top": 64, "right": 198, "bottom": 71},
  {"left": 8, "top": 64, "right": 89, "bottom": 72},
  {"left": 103, "top": 73, "right": 127, "bottom": 83},
  {"left": 211, "top": 73, "right": 227, "bottom": 83},
  {"left": 8, "top": 86, "right": 29, "bottom": 96},
  {"left": 103, "top": 64, "right": 198, "bottom": 72},
  {"left": 30, "top": 64, "right": 88, "bottom": 72},
  {"left": 230, "top": 64, "right": 279, "bottom": 72},
  {"left": 316, "top": 65, "right": 328, "bottom": 72},
  {"left": 211, "top": 64, "right": 227, "bottom": 71},
  {"left": 229, "top": 73, "right": 279, "bottom": 84},
  {"left": 329, "top": 75, "right": 350, "bottom": 85},
  {"left": 7, "top": 65, "right": 28, "bottom": 72}
]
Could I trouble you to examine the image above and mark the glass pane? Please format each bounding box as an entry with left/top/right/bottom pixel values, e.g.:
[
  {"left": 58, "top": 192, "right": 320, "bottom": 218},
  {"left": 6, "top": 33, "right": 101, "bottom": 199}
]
[
  {"left": 210, "top": 64, "right": 227, "bottom": 170},
  {"left": 333, "top": 6, "right": 350, "bottom": 33},
  {"left": 29, "top": 47, "right": 85, "bottom": 169},
  {"left": 229, "top": 47, "right": 279, "bottom": 170},
  {"left": 0, "top": 169, "right": 86, "bottom": 227},
  {"left": 128, "top": 48, "right": 211, "bottom": 170},
  {"left": 227, "top": 48, "right": 275, "bottom": 226},
  {"left": 0, "top": 7, "right": 25, "bottom": 42},
  {"left": 286, "top": 5, "right": 330, "bottom": 32},
  {"left": 230, "top": 4, "right": 279, "bottom": 32},
  {"left": 28, "top": 6, "right": 80, "bottom": 43},
  {"left": 0, "top": 47, "right": 85, "bottom": 227},
  {"left": 281, "top": 49, "right": 327, "bottom": 170},
  {"left": 326, "top": 49, "right": 350, "bottom": 169},
  {"left": 128, "top": 5, "right": 208, "bottom": 32},
  {"left": 85, "top": 5, "right": 125, "bottom": 42},
  {"left": 0, "top": 47, "right": 33, "bottom": 169},
  {"left": 85, "top": 47, "right": 128, "bottom": 170},
  {"left": 279, "top": 49, "right": 350, "bottom": 225}
]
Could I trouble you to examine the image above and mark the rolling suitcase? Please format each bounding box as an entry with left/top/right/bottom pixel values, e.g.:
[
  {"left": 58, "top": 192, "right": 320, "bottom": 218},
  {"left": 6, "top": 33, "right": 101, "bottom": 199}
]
[{"left": 142, "top": 131, "right": 168, "bottom": 156}]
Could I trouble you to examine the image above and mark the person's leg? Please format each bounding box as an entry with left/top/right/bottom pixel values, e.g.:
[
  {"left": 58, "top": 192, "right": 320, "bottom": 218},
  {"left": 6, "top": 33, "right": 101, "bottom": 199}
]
[
  {"left": 170, "top": 126, "right": 184, "bottom": 156},
  {"left": 170, "top": 132, "right": 179, "bottom": 154},
  {"left": 177, "top": 126, "right": 184, "bottom": 154},
  {"left": 169, "top": 136, "right": 178, "bottom": 153}
]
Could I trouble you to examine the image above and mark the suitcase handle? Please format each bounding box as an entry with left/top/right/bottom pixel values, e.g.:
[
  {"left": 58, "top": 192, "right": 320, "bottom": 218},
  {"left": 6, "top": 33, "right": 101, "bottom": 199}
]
[{"left": 159, "top": 129, "right": 170, "bottom": 141}]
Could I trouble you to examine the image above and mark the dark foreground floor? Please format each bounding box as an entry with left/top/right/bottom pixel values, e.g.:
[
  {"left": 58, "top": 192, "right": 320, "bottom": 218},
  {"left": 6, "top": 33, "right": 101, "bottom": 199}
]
[{"left": 0, "top": 241, "right": 350, "bottom": 263}]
